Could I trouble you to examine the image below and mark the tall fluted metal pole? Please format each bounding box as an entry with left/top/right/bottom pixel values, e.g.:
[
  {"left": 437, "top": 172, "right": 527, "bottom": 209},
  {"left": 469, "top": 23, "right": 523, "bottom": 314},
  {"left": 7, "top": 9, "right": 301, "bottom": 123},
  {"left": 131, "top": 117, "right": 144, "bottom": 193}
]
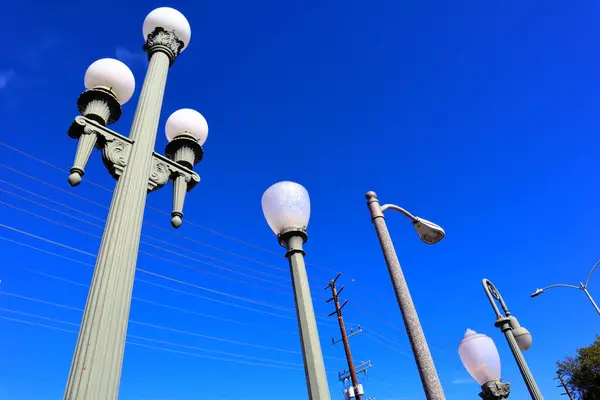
[
  {"left": 281, "top": 229, "right": 331, "bottom": 400},
  {"left": 64, "top": 31, "right": 182, "bottom": 400},
  {"left": 366, "top": 192, "right": 445, "bottom": 400}
]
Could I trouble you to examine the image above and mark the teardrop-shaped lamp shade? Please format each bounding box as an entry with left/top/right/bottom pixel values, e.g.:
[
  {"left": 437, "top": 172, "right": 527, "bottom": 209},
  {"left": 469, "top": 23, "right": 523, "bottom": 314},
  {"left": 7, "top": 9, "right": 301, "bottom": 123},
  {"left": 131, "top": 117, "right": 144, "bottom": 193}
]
[
  {"left": 458, "top": 329, "right": 501, "bottom": 385},
  {"left": 165, "top": 108, "right": 208, "bottom": 145},
  {"left": 84, "top": 58, "right": 135, "bottom": 105},
  {"left": 143, "top": 7, "right": 191, "bottom": 51},
  {"left": 261, "top": 181, "right": 310, "bottom": 235}
]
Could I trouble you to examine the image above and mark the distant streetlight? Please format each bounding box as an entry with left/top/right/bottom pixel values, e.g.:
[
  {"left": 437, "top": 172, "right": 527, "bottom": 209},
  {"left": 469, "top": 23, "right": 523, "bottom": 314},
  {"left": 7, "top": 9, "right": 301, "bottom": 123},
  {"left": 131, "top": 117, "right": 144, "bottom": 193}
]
[
  {"left": 262, "top": 181, "right": 331, "bottom": 400},
  {"left": 365, "top": 191, "right": 445, "bottom": 400},
  {"left": 530, "top": 260, "right": 600, "bottom": 315},
  {"left": 482, "top": 279, "right": 542, "bottom": 399},
  {"left": 64, "top": 7, "right": 206, "bottom": 399},
  {"left": 458, "top": 329, "right": 510, "bottom": 400}
]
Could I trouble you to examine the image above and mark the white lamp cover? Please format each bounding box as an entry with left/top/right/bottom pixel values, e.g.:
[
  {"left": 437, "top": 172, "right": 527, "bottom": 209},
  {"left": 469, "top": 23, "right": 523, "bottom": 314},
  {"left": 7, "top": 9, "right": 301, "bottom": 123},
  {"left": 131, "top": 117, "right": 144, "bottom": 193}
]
[
  {"left": 84, "top": 58, "right": 135, "bottom": 105},
  {"left": 143, "top": 7, "right": 191, "bottom": 51},
  {"left": 458, "top": 329, "right": 501, "bottom": 385},
  {"left": 165, "top": 108, "right": 208, "bottom": 144},
  {"left": 261, "top": 181, "right": 311, "bottom": 235}
]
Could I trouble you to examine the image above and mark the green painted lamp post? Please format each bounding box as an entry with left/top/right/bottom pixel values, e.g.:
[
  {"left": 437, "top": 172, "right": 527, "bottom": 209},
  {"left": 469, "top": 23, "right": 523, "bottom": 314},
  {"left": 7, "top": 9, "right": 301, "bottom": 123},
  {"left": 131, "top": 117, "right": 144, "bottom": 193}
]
[
  {"left": 262, "top": 181, "right": 331, "bottom": 400},
  {"left": 365, "top": 191, "right": 446, "bottom": 400},
  {"left": 65, "top": 7, "right": 208, "bottom": 399},
  {"left": 482, "top": 279, "right": 542, "bottom": 400},
  {"left": 458, "top": 329, "right": 511, "bottom": 399},
  {"left": 530, "top": 260, "right": 600, "bottom": 315}
]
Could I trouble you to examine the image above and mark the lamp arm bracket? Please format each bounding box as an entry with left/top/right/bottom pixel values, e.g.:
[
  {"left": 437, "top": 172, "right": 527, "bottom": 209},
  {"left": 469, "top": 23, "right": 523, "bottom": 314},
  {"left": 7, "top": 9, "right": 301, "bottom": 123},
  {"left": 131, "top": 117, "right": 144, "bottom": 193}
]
[
  {"left": 380, "top": 204, "right": 417, "bottom": 221},
  {"left": 68, "top": 116, "right": 134, "bottom": 181},
  {"left": 149, "top": 152, "right": 200, "bottom": 193}
]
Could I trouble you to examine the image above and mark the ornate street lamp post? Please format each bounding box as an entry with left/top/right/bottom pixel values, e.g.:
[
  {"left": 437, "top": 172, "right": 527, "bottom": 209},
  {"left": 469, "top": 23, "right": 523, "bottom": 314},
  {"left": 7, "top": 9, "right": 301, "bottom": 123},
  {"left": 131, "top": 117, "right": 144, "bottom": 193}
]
[
  {"left": 482, "top": 279, "right": 542, "bottom": 400},
  {"left": 64, "top": 7, "right": 207, "bottom": 399},
  {"left": 458, "top": 329, "right": 511, "bottom": 399},
  {"left": 261, "top": 181, "right": 331, "bottom": 400}
]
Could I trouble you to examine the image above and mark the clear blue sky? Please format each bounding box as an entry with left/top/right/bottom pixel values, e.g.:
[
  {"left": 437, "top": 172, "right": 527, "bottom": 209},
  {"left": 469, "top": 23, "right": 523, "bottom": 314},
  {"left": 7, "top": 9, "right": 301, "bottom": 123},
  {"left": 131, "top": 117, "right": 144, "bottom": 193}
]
[{"left": 0, "top": 1, "right": 599, "bottom": 399}]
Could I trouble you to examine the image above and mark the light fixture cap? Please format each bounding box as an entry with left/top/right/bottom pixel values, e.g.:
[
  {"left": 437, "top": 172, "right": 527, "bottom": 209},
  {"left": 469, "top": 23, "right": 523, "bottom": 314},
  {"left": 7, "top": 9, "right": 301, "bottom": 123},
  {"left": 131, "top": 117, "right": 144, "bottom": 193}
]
[
  {"left": 261, "top": 181, "right": 311, "bottom": 235},
  {"left": 143, "top": 7, "right": 191, "bottom": 51},
  {"left": 458, "top": 329, "right": 502, "bottom": 385},
  {"left": 84, "top": 58, "right": 135, "bottom": 105},
  {"left": 165, "top": 108, "right": 208, "bottom": 145}
]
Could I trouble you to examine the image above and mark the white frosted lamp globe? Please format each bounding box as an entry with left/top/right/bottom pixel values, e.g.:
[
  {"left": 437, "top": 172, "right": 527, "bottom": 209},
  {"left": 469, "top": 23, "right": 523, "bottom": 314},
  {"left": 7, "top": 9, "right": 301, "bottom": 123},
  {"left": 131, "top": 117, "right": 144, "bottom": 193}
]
[
  {"left": 261, "top": 181, "right": 311, "bottom": 235},
  {"left": 458, "top": 329, "right": 501, "bottom": 385},
  {"left": 143, "top": 7, "right": 191, "bottom": 51},
  {"left": 84, "top": 58, "right": 135, "bottom": 105},
  {"left": 165, "top": 109, "right": 208, "bottom": 145}
]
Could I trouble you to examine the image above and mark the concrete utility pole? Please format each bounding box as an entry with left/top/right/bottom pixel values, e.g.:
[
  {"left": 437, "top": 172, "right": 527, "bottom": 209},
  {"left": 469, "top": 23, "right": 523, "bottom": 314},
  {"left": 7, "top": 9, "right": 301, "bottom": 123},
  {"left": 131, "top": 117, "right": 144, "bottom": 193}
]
[
  {"left": 555, "top": 374, "right": 574, "bottom": 400},
  {"left": 326, "top": 273, "right": 367, "bottom": 400}
]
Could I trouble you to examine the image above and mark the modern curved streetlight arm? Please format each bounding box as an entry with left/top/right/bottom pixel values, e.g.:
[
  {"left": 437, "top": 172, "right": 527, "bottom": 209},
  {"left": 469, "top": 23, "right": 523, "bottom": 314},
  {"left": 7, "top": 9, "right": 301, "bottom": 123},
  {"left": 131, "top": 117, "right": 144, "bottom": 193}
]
[
  {"left": 380, "top": 204, "right": 417, "bottom": 222},
  {"left": 585, "top": 260, "right": 600, "bottom": 288},
  {"left": 538, "top": 283, "right": 580, "bottom": 292}
]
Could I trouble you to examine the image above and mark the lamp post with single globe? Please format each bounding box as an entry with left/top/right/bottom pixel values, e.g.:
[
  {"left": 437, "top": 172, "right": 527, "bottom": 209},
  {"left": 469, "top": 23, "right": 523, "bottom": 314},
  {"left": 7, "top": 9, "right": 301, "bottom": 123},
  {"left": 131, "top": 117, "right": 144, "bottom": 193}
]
[
  {"left": 365, "top": 191, "right": 446, "bottom": 400},
  {"left": 458, "top": 329, "right": 511, "bottom": 399},
  {"left": 530, "top": 260, "right": 600, "bottom": 315},
  {"left": 64, "top": 7, "right": 208, "bottom": 399},
  {"left": 262, "top": 181, "right": 331, "bottom": 400},
  {"left": 482, "top": 279, "right": 542, "bottom": 399}
]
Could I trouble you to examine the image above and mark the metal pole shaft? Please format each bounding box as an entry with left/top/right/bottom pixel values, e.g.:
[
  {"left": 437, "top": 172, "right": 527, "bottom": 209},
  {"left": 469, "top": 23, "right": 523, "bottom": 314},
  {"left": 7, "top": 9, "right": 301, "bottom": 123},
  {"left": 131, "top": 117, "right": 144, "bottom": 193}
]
[
  {"left": 366, "top": 192, "right": 445, "bottom": 400},
  {"left": 581, "top": 286, "right": 600, "bottom": 315},
  {"left": 64, "top": 50, "right": 171, "bottom": 399},
  {"left": 330, "top": 281, "right": 361, "bottom": 400},
  {"left": 496, "top": 320, "right": 543, "bottom": 400},
  {"left": 285, "top": 234, "right": 331, "bottom": 400}
]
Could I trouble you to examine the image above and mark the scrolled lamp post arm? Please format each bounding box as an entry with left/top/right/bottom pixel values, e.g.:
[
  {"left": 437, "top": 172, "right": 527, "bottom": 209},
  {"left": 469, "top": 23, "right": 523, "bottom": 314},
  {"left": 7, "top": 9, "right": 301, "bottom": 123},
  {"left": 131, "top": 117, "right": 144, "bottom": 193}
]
[{"left": 482, "top": 279, "right": 510, "bottom": 319}]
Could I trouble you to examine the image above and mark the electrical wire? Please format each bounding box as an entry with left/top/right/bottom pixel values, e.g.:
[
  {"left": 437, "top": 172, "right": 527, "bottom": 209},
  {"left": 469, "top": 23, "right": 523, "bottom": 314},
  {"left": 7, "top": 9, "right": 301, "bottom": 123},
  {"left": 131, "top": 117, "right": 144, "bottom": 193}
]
[
  {"left": 0, "top": 292, "right": 344, "bottom": 362},
  {"left": 0, "top": 314, "right": 310, "bottom": 371},
  {"left": 0, "top": 234, "right": 338, "bottom": 327}
]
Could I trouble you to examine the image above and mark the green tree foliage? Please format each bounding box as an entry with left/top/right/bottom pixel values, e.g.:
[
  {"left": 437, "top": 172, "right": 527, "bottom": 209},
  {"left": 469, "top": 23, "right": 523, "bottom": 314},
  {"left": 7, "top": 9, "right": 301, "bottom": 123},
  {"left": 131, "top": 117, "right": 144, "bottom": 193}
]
[{"left": 557, "top": 335, "right": 600, "bottom": 400}]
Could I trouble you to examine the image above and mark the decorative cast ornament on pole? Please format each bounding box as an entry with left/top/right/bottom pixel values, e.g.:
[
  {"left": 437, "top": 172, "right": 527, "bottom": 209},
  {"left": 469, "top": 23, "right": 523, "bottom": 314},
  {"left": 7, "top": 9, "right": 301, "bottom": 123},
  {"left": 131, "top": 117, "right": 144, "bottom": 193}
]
[
  {"left": 482, "top": 279, "right": 543, "bottom": 400},
  {"left": 262, "top": 181, "right": 331, "bottom": 400},
  {"left": 365, "top": 191, "right": 445, "bottom": 400},
  {"left": 530, "top": 259, "right": 600, "bottom": 316},
  {"left": 64, "top": 7, "right": 208, "bottom": 399}
]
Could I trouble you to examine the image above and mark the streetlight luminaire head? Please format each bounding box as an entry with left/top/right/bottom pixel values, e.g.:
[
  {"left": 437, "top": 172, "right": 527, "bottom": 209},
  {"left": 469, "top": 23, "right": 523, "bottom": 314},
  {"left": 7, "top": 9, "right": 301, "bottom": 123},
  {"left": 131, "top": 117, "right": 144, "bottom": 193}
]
[
  {"left": 165, "top": 108, "right": 208, "bottom": 145},
  {"left": 530, "top": 289, "right": 544, "bottom": 298},
  {"left": 413, "top": 217, "right": 445, "bottom": 244},
  {"left": 458, "top": 329, "right": 502, "bottom": 385},
  {"left": 84, "top": 58, "right": 135, "bottom": 105},
  {"left": 261, "top": 181, "right": 310, "bottom": 235},
  {"left": 143, "top": 7, "right": 191, "bottom": 51}
]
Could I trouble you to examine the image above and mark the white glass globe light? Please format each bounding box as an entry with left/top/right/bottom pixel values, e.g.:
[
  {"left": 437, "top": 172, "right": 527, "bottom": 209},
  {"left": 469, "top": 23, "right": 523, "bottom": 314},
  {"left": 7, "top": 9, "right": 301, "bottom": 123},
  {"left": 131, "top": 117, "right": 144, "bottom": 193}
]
[
  {"left": 143, "top": 7, "right": 191, "bottom": 51},
  {"left": 458, "top": 329, "right": 501, "bottom": 385},
  {"left": 84, "top": 58, "right": 135, "bottom": 105},
  {"left": 261, "top": 181, "right": 311, "bottom": 235},
  {"left": 165, "top": 109, "right": 208, "bottom": 145}
]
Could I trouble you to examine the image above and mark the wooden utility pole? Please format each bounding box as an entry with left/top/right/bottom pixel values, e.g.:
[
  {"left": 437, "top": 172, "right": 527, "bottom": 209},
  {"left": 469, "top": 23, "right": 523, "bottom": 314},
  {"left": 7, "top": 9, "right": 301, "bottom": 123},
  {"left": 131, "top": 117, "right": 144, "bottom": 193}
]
[
  {"left": 326, "top": 273, "right": 364, "bottom": 400},
  {"left": 555, "top": 374, "right": 574, "bottom": 400}
]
